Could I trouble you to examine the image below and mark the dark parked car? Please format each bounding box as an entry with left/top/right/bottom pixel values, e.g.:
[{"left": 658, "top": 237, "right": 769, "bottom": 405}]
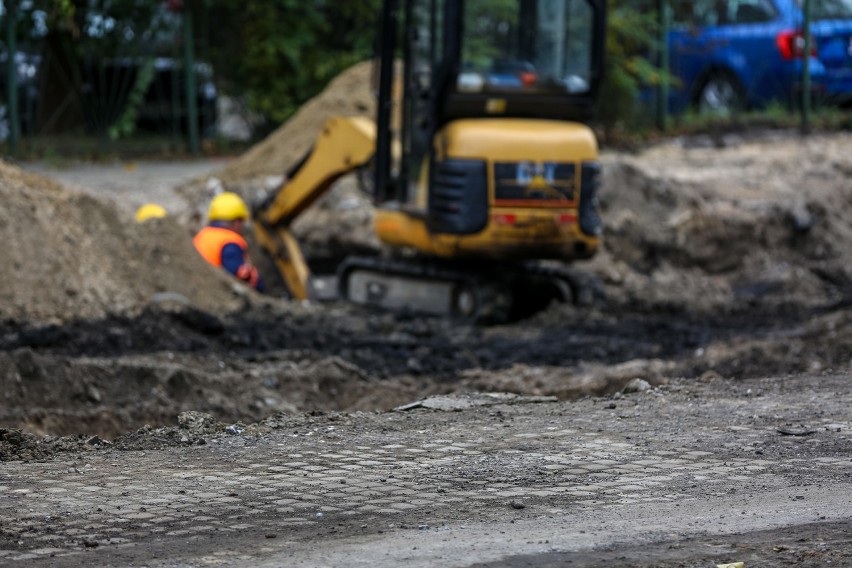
[
  {"left": 0, "top": 52, "right": 217, "bottom": 139},
  {"left": 84, "top": 57, "right": 218, "bottom": 137},
  {"left": 665, "top": 0, "right": 852, "bottom": 114},
  {"left": 0, "top": 51, "right": 42, "bottom": 139}
]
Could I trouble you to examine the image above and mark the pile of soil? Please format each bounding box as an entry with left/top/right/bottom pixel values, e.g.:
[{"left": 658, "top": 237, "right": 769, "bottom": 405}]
[
  {"left": 0, "top": 160, "right": 248, "bottom": 324},
  {"left": 590, "top": 130, "right": 852, "bottom": 313},
  {"left": 217, "top": 61, "right": 376, "bottom": 183}
]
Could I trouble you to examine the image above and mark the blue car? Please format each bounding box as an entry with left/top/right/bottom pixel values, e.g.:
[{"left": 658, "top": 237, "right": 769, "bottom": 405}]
[
  {"left": 665, "top": 0, "right": 852, "bottom": 114},
  {"left": 486, "top": 60, "right": 539, "bottom": 89}
]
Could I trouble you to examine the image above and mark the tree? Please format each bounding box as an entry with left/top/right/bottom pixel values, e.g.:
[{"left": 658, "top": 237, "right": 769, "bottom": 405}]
[
  {"left": 596, "top": 0, "right": 665, "bottom": 130},
  {"left": 24, "top": 0, "right": 180, "bottom": 135},
  {"left": 205, "top": 0, "right": 381, "bottom": 131}
]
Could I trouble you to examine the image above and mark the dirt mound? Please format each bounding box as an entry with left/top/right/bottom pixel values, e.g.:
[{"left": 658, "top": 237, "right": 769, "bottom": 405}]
[
  {"left": 0, "top": 160, "right": 248, "bottom": 324},
  {"left": 217, "top": 60, "right": 375, "bottom": 183},
  {"left": 585, "top": 131, "right": 852, "bottom": 312}
]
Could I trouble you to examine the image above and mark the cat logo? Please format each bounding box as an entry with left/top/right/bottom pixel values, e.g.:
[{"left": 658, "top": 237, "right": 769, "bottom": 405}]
[
  {"left": 494, "top": 161, "right": 575, "bottom": 203},
  {"left": 518, "top": 161, "right": 556, "bottom": 189},
  {"left": 516, "top": 162, "right": 574, "bottom": 200}
]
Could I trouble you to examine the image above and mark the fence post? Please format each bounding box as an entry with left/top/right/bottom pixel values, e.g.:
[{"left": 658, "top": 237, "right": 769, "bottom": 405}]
[
  {"left": 183, "top": 4, "right": 200, "bottom": 155},
  {"left": 5, "top": 1, "right": 19, "bottom": 155},
  {"left": 656, "top": 0, "right": 671, "bottom": 131},
  {"left": 801, "top": 0, "right": 812, "bottom": 133}
]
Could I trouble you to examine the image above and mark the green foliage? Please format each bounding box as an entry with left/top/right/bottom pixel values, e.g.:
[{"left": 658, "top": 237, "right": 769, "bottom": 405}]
[
  {"left": 206, "top": 0, "right": 381, "bottom": 129},
  {"left": 108, "top": 58, "right": 156, "bottom": 140},
  {"left": 596, "top": 1, "right": 664, "bottom": 128},
  {"left": 23, "top": 0, "right": 184, "bottom": 136},
  {"left": 30, "top": 0, "right": 176, "bottom": 55},
  {"left": 673, "top": 102, "right": 851, "bottom": 134},
  {"left": 28, "top": 0, "right": 77, "bottom": 31},
  {"left": 461, "top": 0, "right": 520, "bottom": 68}
]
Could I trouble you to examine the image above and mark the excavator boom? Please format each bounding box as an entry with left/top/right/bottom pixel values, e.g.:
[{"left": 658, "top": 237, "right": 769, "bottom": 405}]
[{"left": 253, "top": 117, "right": 376, "bottom": 300}]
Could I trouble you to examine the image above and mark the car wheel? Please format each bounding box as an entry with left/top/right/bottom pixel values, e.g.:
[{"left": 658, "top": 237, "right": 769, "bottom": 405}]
[{"left": 696, "top": 72, "right": 743, "bottom": 116}]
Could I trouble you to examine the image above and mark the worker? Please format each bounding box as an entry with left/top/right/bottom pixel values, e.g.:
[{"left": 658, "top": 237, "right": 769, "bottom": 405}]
[
  {"left": 193, "top": 192, "right": 264, "bottom": 291},
  {"left": 135, "top": 203, "right": 168, "bottom": 223}
]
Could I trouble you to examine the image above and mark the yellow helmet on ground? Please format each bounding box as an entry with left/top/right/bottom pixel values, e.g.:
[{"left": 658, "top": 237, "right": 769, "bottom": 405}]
[
  {"left": 208, "top": 192, "right": 249, "bottom": 222},
  {"left": 135, "top": 203, "right": 168, "bottom": 223}
]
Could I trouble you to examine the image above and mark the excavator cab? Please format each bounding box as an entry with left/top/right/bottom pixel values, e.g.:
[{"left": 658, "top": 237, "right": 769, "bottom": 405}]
[
  {"left": 374, "top": 0, "right": 605, "bottom": 211},
  {"left": 255, "top": 0, "right": 607, "bottom": 321}
]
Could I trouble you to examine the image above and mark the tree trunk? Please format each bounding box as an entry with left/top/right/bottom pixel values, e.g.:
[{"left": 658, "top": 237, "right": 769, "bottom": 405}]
[{"left": 35, "top": 11, "right": 87, "bottom": 135}]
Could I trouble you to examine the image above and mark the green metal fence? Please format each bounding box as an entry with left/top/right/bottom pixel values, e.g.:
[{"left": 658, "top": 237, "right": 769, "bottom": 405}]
[{"left": 0, "top": 1, "right": 210, "bottom": 157}]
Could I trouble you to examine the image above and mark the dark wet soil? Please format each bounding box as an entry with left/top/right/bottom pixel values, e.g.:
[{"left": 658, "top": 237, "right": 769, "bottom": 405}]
[
  {"left": 3, "top": 288, "right": 851, "bottom": 448},
  {"left": 0, "top": 299, "right": 823, "bottom": 380}
]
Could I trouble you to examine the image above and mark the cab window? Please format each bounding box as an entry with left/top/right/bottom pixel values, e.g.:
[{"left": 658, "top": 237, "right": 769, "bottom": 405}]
[{"left": 457, "top": 0, "right": 595, "bottom": 95}]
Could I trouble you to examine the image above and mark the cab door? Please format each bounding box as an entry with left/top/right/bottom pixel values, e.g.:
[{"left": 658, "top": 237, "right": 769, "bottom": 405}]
[{"left": 374, "top": 0, "right": 447, "bottom": 209}]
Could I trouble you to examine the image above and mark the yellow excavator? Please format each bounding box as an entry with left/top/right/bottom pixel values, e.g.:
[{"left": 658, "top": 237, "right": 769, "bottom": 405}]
[{"left": 254, "top": 0, "right": 606, "bottom": 322}]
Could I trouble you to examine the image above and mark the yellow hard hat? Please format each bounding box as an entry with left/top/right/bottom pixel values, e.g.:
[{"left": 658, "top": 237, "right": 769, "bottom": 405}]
[
  {"left": 208, "top": 192, "right": 249, "bottom": 222},
  {"left": 135, "top": 203, "right": 168, "bottom": 223}
]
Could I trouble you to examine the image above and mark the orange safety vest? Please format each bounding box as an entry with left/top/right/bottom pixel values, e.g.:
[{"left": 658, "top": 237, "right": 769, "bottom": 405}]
[{"left": 193, "top": 226, "right": 249, "bottom": 268}]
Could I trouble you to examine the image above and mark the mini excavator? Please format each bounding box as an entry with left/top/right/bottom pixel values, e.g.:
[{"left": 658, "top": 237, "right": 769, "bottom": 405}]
[{"left": 254, "top": 0, "right": 606, "bottom": 322}]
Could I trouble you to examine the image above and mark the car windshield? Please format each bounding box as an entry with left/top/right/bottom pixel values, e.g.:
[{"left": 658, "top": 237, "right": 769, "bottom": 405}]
[{"left": 796, "top": 0, "right": 852, "bottom": 19}]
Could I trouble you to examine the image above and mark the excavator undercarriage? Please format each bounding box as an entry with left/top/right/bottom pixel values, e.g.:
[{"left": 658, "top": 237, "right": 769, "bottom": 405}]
[{"left": 338, "top": 255, "right": 598, "bottom": 323}]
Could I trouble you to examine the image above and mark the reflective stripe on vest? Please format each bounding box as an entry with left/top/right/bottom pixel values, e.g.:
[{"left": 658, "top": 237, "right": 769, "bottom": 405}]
[{"left": 193, "top": 226, "right": 248, "bottom": 268}]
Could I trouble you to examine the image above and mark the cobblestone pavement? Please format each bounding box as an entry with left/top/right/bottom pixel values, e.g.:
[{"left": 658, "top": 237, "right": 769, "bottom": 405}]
[{"left": 1, "top": 374, "right": 851, "bottom": 567}]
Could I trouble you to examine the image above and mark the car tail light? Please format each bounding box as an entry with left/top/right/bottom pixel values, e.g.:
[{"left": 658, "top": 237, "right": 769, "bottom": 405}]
[
  {"left": 776, "top": 30, "right": 817, "bottom": 60},
  {"left": 519, "top": 71, "right": 537, "bottom": 86}
]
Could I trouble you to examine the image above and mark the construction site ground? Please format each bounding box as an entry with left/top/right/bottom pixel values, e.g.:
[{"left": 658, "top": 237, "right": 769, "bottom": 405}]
[
  {"left": 1, "top": 372, "right": 850, "bottom": 567},
  {"left": 2, "top": 64, "right": 852, "bottom": 567}
]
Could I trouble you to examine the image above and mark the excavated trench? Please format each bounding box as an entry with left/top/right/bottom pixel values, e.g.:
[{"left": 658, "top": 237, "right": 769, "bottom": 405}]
[{"left": 2, "top": 290, "right": 846, "bottom": 440}]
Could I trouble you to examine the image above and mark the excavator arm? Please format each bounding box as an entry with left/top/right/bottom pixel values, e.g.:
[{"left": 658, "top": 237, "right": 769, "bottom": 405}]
[{"left": 253, "top": 116, "right": 377, "bottom": 300}]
